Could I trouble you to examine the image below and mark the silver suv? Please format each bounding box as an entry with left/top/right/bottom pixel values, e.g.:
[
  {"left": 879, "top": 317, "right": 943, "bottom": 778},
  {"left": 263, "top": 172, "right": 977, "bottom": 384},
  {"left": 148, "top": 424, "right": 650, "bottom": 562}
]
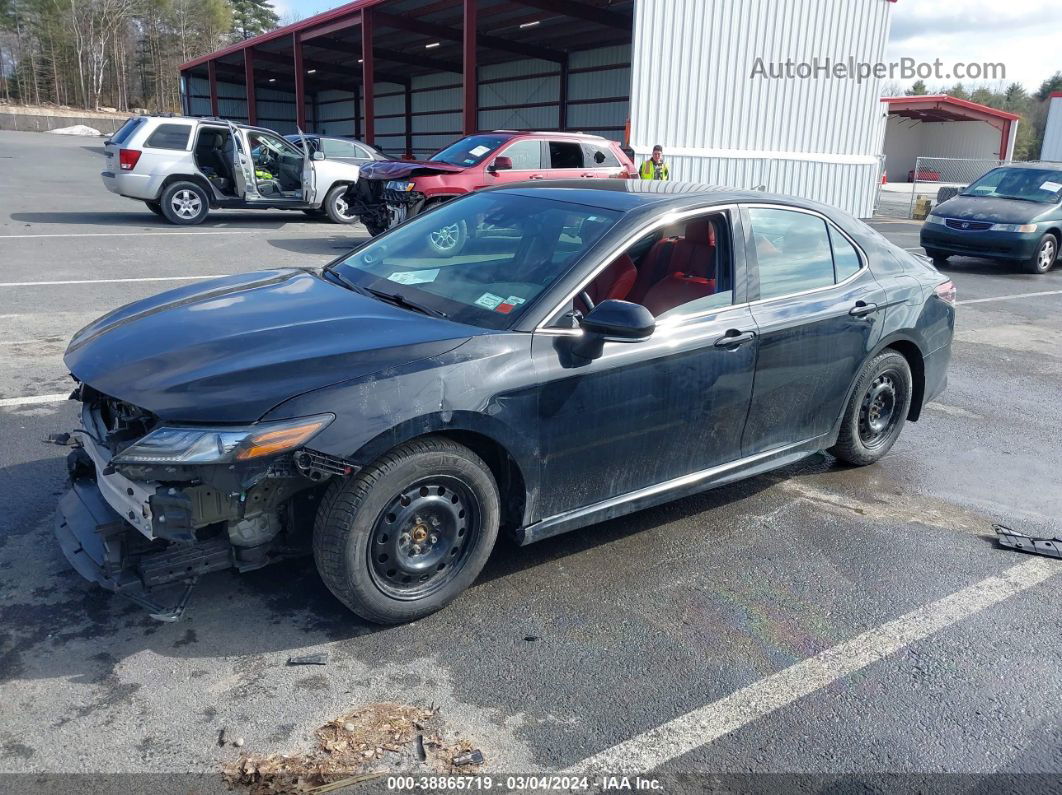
[{"left": 101, "top": 115, "right": 366, "bottom": 225}]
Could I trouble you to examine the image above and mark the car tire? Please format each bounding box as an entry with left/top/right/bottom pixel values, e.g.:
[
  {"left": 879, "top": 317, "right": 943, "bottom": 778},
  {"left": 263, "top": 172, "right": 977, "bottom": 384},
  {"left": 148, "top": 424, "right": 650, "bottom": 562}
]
[
  {"left": 159, "top": 181, "right": 209, "bottom": 225},
  {"left": 426, "top": 216, "right": 468, "bottom": 257},
  {"left": 1022, "top": 233, "right": 1058, "bottom": 275},
  {"left": 829, "top": 350, "right": 913, "bottom": 467},
  {"left": 323, "top": 184, "right": 359, "bottom": 225},
  {"left": 924, "top": 248, "right": 949, "bottom": 262},
  {"left": 144, "top": 200, "right": 164, "bottom": 217},
  {"left": 313, "top": 436, "right": 500, "bottom": 625}
]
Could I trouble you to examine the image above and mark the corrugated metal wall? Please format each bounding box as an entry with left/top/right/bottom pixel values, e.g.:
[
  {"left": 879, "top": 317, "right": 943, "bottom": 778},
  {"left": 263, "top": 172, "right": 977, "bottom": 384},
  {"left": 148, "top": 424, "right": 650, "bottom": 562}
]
[
  {"left": 1042, "top": 96, "right": 1062, "bottom": 162},
  {"left": 629, "top": 0, "right": 893, "bottom": 216}
]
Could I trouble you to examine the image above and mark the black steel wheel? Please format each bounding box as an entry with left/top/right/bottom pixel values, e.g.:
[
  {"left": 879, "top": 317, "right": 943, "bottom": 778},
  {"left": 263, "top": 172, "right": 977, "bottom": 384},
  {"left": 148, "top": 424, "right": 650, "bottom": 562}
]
[
  {"left": 367, "top": 476, "right": 481, "bottom": 600},
  {"left": 858, "top": 370, "right": 901, "bottom": 450},
  {"left": 313, "top": 436, "right": 499, "bottom": 624},
  {"left": 829, "top": 349, "right": 913, "bottom": 466}
]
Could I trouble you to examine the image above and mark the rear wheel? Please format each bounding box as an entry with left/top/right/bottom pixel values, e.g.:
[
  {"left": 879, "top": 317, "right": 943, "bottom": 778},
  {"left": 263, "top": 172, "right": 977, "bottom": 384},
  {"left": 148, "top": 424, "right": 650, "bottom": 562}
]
[
  {"left": 829, "top": 350, "right": 913, "bottom": 466},
  {"left": 160, "top": 181, "right": 209, "bottom": 225},
  {"left": 313, "top": 437, "right": 499, "bottom": 624},
  {"left": 1022, "top": 233, "right": 1058, "bottom": 275},
  {"left": 323, "top": 183, "right": 359, "bottom": 224},
  {"left": 144, "top": 200, "right": 164, "bottom": 217}
]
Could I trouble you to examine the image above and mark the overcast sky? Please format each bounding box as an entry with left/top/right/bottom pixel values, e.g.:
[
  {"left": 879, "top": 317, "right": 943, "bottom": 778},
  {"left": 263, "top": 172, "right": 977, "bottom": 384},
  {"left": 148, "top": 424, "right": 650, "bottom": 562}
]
[{"left": 270, "top": 0, "right": 1062, "bottom": 93}]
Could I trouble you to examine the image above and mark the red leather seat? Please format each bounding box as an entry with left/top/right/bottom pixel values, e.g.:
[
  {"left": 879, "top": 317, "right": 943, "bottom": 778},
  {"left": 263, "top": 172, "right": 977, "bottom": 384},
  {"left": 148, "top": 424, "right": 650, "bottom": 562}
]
[
  {"left": 637, "top": 219, "right": 718, "bottom": 316},
  {"left": 576, "top": 254, "right": 637, "bottom": 313}
]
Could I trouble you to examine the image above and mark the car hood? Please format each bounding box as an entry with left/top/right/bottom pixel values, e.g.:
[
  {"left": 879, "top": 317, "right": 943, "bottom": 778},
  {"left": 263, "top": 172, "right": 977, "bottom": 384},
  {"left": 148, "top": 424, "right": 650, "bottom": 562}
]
[
  {"left": 933, "top": 195, "right": 1057, "bottom": 224},
  {"left": 65, "top": 269, "right": 477, "bottom": 423},
  {"left": 359, "top": 160, "right": 467, "bottom": 181}
]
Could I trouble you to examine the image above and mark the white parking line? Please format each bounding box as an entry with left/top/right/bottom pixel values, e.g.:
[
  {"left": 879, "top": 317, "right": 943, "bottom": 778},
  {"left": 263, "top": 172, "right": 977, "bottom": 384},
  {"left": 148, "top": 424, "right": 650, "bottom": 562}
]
[
  {"left": 957, "top": 289, "right": 1062, "bottom": 305},
  {"left": 565, "top": 557, "right": 1059, "bottom": 776},
  {"left": 0, "top": 393, "right": 70, "bottom": 408},
  {"left": 0, "top": 275, "right": 229, "bottom": 287},
  {"left": 0, "top": 230, "right": 264, "bottom": 239}
]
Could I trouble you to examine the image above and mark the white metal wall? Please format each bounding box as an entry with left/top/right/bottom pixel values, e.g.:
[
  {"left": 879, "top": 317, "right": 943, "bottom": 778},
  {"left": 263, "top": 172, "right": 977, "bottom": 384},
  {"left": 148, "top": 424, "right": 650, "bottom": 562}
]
[
  {"left": 1042, "top": 96, "right": 1062, "bottom": 162},
  {"left": 629, "top": 0, "right": 894, "bottom": 217}
]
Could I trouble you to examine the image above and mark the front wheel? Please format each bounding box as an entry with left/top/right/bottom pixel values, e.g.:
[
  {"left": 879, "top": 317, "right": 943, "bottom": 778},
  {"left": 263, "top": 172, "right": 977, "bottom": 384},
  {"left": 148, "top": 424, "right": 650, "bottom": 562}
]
[
  {"left": 829, "top": 350, "right": 913, "bottom": 466},
  {"left": 924, "top": 248, "right": 949, "bottom": 263},
  {"left": 313, "top": 437, "right": 499, "bottom": 624},
  {"left": 159, "top": 181, "right": 209, "bottom": 225},
  {"left": 1022, "top": 233, "right": 1058, "bottom": 274},
  {"left": 323, "top": 184, "right": 359, "bottom": 224}
]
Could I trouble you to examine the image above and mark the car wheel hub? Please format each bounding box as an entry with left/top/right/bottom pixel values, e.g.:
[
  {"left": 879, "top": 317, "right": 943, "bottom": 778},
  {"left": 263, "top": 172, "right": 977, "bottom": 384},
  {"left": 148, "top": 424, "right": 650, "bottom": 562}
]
[
  {"left": 334, "top": 195, "right": 353, "bottom": 218},
  {"left": 172, "top": 190, "right": 201, "bottom": 219},
  {"left": 1039, "top": 240, "right": 1056, "bottom": 270},
  {"left": 368, "top": 477, "right": 479, "bottom": 600},
  {"left": 859, "top": 373, "right": 898, "bottom": 443}
]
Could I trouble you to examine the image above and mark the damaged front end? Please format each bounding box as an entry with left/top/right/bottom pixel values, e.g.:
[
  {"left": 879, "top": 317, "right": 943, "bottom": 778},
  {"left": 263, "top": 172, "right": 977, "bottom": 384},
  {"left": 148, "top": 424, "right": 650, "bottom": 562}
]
[{"left": 53, "top": 383, "right": 354, "bottom": 619}]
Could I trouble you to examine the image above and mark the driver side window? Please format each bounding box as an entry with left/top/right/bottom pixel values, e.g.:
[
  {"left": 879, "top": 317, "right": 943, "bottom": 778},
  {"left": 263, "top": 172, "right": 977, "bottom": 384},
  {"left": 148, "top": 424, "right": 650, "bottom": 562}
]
[{"left": 567, "top": 211, "right": 735, "bottom": 321}]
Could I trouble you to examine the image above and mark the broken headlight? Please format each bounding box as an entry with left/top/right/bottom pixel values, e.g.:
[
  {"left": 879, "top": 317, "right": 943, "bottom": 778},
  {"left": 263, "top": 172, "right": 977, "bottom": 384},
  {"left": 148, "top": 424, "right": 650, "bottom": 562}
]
[{"left": 112, "top": 414, "right": 334, "bottom": 465}]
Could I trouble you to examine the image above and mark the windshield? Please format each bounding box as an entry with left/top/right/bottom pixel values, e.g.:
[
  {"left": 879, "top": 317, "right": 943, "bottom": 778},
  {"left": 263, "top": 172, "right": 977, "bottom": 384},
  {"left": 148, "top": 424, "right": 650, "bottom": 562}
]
[
  {"left": 962, "top": 167, "right": 1062, "bottom": 203},
  {"left": 429, "top": 135, "right": 509, "bottom": 167},
  {"left": 331, "top": 192, "right": 621, "bottom": 330}
]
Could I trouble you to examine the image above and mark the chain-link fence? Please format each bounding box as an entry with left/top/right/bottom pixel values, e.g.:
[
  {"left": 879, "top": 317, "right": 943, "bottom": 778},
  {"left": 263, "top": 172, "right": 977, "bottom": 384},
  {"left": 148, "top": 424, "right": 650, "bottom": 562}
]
[{"left": 906, "top": 156, "right": 1007, "bottom": 219}]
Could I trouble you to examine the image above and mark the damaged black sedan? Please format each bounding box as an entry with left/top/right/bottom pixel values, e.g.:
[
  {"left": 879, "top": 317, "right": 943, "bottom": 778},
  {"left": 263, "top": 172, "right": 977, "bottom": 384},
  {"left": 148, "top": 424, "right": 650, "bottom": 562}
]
[{"left": 55, "top": 181, "right": 956, "bottom": 624}]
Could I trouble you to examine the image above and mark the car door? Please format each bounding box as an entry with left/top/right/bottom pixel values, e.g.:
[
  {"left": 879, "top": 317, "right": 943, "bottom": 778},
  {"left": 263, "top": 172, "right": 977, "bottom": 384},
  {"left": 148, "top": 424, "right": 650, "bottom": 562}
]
[
  {"left": 739, "top": 204, "right": 888, "bottom": 455},
  {"left": 530, "top": 206, "right": 758, "bottom": 520},
  {"left": 485, "top": 138, "right": 547, "bottom": 186},
  {"left": 224, "top": 122, "right": 255, "bottom": 199},
  {"left": 579, "top": 142, "right": 627, "bottom": 179},
  {"left": 544, "top": 139, "right": 586, "bottom": 180},
  {"left": 297, "top": 128, "right": 317, "bottom": 205}
]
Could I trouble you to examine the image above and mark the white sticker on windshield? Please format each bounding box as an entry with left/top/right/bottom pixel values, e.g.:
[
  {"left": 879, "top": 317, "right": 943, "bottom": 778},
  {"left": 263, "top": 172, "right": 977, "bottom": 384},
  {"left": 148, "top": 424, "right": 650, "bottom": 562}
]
[
  {"left": 469, "top": 145, "right": 490, "bottom": 157},
  {"left": 474, "top": 292, "right": 504, "bottom": 310},
  {"left": 504, "top": 295, "right": 526, "bottom": 306},
  {"left": 1040, "top": 180, "right": 1062, "bottom": 193},
  {"left": 388, "top": 269, "right": 439, "bottom": 285}
]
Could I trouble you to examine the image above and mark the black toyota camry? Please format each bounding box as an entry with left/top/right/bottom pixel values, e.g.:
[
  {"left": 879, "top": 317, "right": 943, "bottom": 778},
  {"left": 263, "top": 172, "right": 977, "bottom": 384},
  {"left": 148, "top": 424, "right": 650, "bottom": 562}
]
[{"left": 55, "top": 181, "right": 956, "bottom": 624}]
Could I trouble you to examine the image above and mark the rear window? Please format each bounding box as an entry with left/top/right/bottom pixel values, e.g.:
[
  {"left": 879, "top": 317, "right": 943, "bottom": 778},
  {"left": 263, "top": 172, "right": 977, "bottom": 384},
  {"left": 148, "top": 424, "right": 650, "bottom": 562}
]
[
  {"left": 548, "top": 141, "right": 584, "bottom": 169},
  {"left": 110, "top": 117, "right": 145, "bottom": 145},
  {"left": 144, "top": 124, "right": 192, "bottom": 150},
  {"left": 583, "top": 143, "right": 619, "bottom": 168}
]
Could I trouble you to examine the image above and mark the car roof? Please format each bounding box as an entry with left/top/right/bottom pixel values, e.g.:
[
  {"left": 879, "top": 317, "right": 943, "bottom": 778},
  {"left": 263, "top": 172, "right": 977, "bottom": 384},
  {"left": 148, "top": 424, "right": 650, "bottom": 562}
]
[
  {"left": 992, "top": 161, "right": 1062, "bottom": 171},
  {"left": 489, "top": 180, "right": 839, "bottom": 215}
]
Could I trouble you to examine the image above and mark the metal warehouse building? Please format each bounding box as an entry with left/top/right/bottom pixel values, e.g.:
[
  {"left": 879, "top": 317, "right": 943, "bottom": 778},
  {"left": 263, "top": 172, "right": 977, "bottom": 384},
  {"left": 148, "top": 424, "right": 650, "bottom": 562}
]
[{"left": 180, "top": 0, "right": 897, "bottom": 217}]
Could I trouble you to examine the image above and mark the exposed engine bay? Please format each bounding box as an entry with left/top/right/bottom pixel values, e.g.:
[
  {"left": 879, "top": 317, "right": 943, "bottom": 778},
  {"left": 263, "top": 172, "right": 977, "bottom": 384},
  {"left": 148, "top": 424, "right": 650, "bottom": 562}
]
[{"left": 54, "top": 382, "right": 355, "bottom": 619}]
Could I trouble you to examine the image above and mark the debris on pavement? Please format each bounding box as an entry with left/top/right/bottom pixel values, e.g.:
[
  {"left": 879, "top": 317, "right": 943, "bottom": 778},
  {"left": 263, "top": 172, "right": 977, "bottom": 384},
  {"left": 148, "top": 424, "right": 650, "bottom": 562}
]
[
  {"left": 224, "top": 703, "right": 485, "bottom": 793},
  {"left": 452, "top": 749, "right": 484, "bottom": 766},
  {"left": 288, "top": 653, "right": 329, "bottom": 666},
  {"left": 995, "top": 524, "right": 1061, "bottom": 559}
]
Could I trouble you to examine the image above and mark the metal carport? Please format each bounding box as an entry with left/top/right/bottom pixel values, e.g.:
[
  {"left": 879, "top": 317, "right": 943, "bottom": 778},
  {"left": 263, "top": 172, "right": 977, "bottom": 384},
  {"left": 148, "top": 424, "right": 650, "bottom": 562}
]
[{"left": 178, "top": 0, "right": 635, "bottom": 158}]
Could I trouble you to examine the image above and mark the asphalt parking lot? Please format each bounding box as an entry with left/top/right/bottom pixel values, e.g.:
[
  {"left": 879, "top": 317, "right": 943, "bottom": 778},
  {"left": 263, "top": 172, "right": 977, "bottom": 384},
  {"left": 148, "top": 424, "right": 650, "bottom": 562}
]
[{"left": 1, "top": 130, "right": 1060, "bottom": 788}]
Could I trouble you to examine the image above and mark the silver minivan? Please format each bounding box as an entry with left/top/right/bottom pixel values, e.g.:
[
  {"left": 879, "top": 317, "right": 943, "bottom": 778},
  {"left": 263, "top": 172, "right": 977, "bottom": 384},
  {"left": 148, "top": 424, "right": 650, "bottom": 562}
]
[{"left": 101, "top": 115, "right": 366, "bottom": 225}]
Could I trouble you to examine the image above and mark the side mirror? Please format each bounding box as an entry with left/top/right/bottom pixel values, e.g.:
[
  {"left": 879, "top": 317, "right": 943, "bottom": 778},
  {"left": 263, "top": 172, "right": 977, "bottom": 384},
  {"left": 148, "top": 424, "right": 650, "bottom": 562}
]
[
  {"left": 572, "top": 300, "right": 655, "bottom": 360},
  {"left": 488, "top": 156, "right": 513, "bottom": 172},
  {"left": 312, "top": 151, "right": 325, "bottom": 161}
]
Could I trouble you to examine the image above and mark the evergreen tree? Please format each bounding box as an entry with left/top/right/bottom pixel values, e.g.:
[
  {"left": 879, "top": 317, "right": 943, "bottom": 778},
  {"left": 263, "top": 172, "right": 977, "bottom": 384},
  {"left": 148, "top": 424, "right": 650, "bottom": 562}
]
[
  {"left": 230, "top": 0, "right": 277, "bottom": 40},
  {"left": 1034, "top": 71, "right": 1062, "bottom": 102},
  {"left": 905, "top": 79, "right": 928, "bottom": 96}
]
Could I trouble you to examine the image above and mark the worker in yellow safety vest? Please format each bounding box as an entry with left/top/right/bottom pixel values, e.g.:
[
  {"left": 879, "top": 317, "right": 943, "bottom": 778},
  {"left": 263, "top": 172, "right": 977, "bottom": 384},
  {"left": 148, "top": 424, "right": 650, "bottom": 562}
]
[{"left": 639, "top": 144, "right": 670, "bottom": 181}]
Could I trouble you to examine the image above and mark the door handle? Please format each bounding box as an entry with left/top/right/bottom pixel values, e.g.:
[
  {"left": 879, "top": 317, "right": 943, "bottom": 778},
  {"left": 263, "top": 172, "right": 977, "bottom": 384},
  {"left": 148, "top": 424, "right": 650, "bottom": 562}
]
[
  {"left": 849, "top": 300, "right": 879, "bottom": 317},
  {"left": 529, "top": 174, "right": 545, "bottom": 180},
  {"left": 714, "top": 329, "right": 756, "bottom": 348}
]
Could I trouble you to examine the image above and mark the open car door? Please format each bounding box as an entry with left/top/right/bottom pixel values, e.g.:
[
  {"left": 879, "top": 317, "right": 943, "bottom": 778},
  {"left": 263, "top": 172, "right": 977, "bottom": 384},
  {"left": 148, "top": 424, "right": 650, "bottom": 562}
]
[
  {"left": 225, "top": 122, "right": 258, "bottom": 199},
  {"left": 297, "top": 128, "right": 317, "bottom": 205}
]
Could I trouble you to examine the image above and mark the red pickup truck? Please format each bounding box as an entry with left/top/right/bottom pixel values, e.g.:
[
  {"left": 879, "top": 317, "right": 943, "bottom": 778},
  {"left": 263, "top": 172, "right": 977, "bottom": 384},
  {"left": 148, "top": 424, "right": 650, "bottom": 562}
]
[{"left": 347, "top": 130, "right": 636, "bottom": 252}]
